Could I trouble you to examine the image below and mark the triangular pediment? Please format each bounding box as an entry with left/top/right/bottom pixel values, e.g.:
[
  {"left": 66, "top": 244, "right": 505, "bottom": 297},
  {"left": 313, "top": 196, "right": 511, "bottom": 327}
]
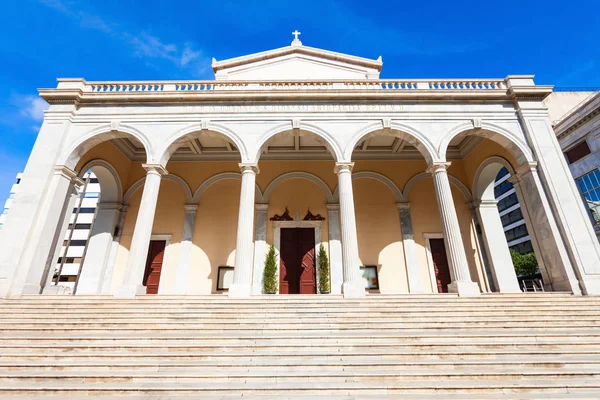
[{"left": 212, "top": 44, "right": 382, "bottom": 81}]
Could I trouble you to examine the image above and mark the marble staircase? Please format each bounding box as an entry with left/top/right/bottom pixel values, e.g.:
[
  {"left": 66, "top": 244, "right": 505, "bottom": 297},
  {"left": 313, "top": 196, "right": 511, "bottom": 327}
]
[{"left": 1, "top": 293, "right": 600, "bottom": 399}]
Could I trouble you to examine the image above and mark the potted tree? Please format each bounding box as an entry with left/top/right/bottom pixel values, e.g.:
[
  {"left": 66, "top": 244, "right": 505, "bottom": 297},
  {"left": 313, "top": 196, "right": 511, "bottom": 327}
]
[
  {"left": 318, "top": 244, "right": 331, "bottom": 294},
  {"left": 263, "top": 245, "right": 278, "bottom": 294}
]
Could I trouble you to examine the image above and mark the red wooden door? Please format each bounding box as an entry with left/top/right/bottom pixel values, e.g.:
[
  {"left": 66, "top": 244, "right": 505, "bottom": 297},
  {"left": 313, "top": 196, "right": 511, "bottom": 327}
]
[
  {"left": 279, "top": 228, "right": 316, "bottom": 294},
  {"left": 142, "top": 240, "right": 166, "bottom": 295},
  {"left": 430, "top": 238, "right": 451, "bottom": 293}
]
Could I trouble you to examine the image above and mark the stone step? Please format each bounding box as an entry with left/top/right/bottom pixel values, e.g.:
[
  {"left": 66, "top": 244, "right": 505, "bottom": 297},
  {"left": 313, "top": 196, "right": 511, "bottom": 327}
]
[
  {"left": 4, "top": 352, "right": 599, "bottom": 363},
  {"left": 5, "top": 335, "right": 600, "bottom": 345},
  {"left": 3, "top": 360, "right": 599, "bottom": 372},
  {"left": 0, "top": 378, "right": 598, "bottom": 395},
  {"left": 4, "top": 342, "right": 600, "bottom": 355}
]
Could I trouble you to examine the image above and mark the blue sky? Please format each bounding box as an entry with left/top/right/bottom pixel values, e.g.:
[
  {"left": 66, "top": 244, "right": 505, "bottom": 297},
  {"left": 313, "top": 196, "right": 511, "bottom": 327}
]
[{"left": 0, "top": 0, "right": 599, "bottom": 201}]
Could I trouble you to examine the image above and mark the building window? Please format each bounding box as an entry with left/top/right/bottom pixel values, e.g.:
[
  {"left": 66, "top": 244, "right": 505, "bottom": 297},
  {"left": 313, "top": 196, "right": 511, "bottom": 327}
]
[
  {"left": 74, "top": 208, "right": 96, "bottom": 214},
  {"left": 510, "top": 241, "right": 533, "bottom": 255},
  {"left": 565, "top": 141, "right": 591, "bottom": 164},
  {"left": 501, "top": 208, "right": 524, "bottom": 226},
  {"left": 74, "top": 223, "right": 92, "bottom": 230},
  {"left": 89, "top": 178, "right": 99, "bottom": 183},
  {"left": 576, "top": 169, "right": 600, "bottom": 222},
  {"left": 83, "top": 192, "right": 99, "bottom": 198}
]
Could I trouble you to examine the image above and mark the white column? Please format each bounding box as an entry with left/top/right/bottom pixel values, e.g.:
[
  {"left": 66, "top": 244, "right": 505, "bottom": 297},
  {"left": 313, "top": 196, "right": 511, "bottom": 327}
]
[
  {"left": 229, "top": 163, "right": 259, "bottom": 298},
  {"left": 510, "top": 164, "right": 581, "bottom": 294},
  {"left": 326, "top": 204, "right": 343, "bottom": 295},
  {"left": 174, "top": 204, "right": 198, "bottom": 295},
  {"left": 8, "top": 166, "right": 82, "bottom": 296},
  {"left": 396, "top": 202, "right": 424, "bottom": 293},
  {"left": 252, "top": 203, "right": 269, "bottom": 294},
  {"left": 474, "top": 200, "right": 521, "bottom": 293},
  {"left": 76, "top": 203, "right": 122, "bottom": 294},
  {"left": 334, "top": 162, "right": 365, "bottom": 297},
  {"left": 427, "top": 162, "right": 480, "bottom": 296},
  {"left": 100, "top": 206, "right": 128, "bottom": 294},
  {"left": 114, "top": 164, "right": 167, "bottom": 298}
]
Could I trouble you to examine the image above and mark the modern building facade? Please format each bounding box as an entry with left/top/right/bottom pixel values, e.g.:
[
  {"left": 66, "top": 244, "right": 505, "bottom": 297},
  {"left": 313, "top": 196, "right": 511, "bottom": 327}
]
[
  {"left": 1, "top": 172, "right": 101, "bottom": 292},
  {"left": 555, "top": 91, "right": 600, "bottom": 240},
  {"left": 1, "top": 36, "right": 600, "bottom": 299}
]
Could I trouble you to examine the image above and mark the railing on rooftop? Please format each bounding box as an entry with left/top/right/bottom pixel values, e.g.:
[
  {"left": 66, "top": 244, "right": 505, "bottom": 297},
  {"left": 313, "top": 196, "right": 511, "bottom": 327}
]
[{"left": 88, "top": 79, "right": 507, "bottom": 93}]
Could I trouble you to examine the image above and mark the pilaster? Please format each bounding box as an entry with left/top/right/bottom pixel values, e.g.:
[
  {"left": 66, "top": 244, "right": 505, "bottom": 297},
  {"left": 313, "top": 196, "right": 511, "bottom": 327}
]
[
  {"left": 396, "top": 202, "right": 424, "bottom": 293},
  {"left": 174, "top": 204, "right": 198, "bottom": 294},
  {"left": 326, "top": 203, "right": 343, "bottom": 295},
  {"left": 251, "top": 203, "right": 270, "bottom": 294}
]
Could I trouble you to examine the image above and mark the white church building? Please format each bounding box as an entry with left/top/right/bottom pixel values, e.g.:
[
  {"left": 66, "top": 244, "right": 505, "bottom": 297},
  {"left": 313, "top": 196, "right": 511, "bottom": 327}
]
[{"left": 1, "top": 34, "right": 600, "bottom": 299}]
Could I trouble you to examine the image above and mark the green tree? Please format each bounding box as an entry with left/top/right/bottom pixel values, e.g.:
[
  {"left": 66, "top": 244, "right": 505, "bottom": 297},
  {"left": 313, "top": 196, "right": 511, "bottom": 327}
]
[
  {"left": 263, "top": 245, "right": 278, "bottom": 293},
  {"left": 510, "top": 249, "right": 538, "bottom": 276},
  {"left": 318, "top": 244, "right": 331, "bottom": 294}
]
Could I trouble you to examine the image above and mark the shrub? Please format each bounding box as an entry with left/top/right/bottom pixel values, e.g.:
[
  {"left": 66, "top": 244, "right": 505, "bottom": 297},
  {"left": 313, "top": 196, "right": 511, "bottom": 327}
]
[
  {"left": 263, "top": 245, "right": 278, "bottom": 293},
  {"left": 318, "top": 244, "right": 331, "bottom": 294},
  {"left": 510, "top": 249, "right": 538, "bottom": 276}
]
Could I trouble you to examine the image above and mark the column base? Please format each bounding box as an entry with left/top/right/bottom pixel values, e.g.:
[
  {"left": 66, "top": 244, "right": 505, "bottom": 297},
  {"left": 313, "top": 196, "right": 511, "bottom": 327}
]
[
  {"left": 448, "top": 280, "right": 481, "bottom": 297},
  {"left": 228, "top": 283, "right": 252, "bottom": 298},
  {"left": 551, "top": 277, "right": 584, "bottom": 295},
  {"left": 342, "top": 281, "right": 366, "bottom": 298},
  {"left": 21, "top": 283, "right": 42, "bottom": 295},
  {"left": 114, "top": 284, "right": 146, "bottom": 298},
  {"left": 42, "top": 285, "right": 69, "bottom": 295}
]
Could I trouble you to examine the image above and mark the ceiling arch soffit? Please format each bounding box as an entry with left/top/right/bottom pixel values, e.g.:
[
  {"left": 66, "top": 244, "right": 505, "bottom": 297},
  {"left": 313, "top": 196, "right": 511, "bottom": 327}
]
[
  {"left": 344, "top": 121, "right": 438, "bottom": 164},
  {"left": 438, "top": 121, "right": 535, "bottom": 165},
  {"left": 61, "top": 123, "right": 153, "bottom": 170}
]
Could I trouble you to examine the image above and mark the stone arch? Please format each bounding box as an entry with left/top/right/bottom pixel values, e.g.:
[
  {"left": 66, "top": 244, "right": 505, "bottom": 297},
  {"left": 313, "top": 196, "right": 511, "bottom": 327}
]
[
  {"left": 439, "top": 121, "right": 534, "bottom": 166},
  {"left": 252, "top": 122, "right": 344, "bottom": 162},
  {"left": 344, "top": 121, "right": 438, "bottom": 164},
  {"left": 77, "top": 159, "right": 123, "bottom": 204},
  {"left": 157, "top": 122, "right": 249, "bottom": 166},
  {"left": 472, "top": 156, "right": 516, "bottom": 201},
  {"left": 263, "top": 172, "right": 335, "bottom": 203},
  {"left": 192, "top": 172, "right": 264, "bottom": 203},
  {"left": 403, "top": 171, "right": 472, "bottom": 202},
  {"left": 60, "top": 124, "right": 153, "bottom": 169},
  {"left": 332, "top": 171, "right": 405, "bottom": 202},
  {"left": 123, "top": 173, "right": 193, "bottom": 205}
]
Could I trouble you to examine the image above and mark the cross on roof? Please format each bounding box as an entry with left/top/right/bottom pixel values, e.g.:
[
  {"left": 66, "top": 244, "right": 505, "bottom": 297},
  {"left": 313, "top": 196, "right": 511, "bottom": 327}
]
[{"left": 292, "top": 30, "right": 301, "bottom": 40}]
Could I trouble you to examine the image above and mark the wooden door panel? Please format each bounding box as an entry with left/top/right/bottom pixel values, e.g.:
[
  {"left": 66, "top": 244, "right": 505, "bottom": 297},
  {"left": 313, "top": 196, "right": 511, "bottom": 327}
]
[
  {"left": 143, "top": 240, "right": 166, "bottom": 295},
  {"left": 279, "top": 228, "right": 316, "bottom": 294},
  {"left": 430, "top": 238, "right": 451, "bottom": 293}
]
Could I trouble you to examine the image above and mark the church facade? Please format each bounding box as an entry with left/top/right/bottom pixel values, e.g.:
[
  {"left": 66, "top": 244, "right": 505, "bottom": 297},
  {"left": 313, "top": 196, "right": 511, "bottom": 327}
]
[{"left": 1, "top": 35, "right": 600, "bottom": 298}]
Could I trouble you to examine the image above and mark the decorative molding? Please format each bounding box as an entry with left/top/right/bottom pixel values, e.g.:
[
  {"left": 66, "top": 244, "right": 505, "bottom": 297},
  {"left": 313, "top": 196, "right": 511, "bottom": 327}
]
[
  {"left": 270, "top": 207, "right": 293, "bottom": 221},
  {"left": 303, "top": 209, "right": 326, "bottom": 221}
]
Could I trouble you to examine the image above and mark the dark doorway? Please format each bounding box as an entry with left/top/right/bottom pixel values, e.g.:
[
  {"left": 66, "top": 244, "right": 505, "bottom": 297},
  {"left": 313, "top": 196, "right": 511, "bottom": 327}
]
[
  {"left": 430, "top": 238, "right": 451, "bottom": 293},
  {"left": 143, "top": 240, "right": 166, "bottom": 294},
  {"left": 279, "top": 228, "right": 316, "bottom": 294}
]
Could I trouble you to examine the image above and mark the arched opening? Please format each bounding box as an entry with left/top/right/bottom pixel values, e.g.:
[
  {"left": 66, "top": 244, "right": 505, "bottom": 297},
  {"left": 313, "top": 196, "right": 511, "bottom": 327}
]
[
  {"left": 473, "top": 156, "right": 544, "bottom": 293},
  {"left": 44, "top": 130, "right": 149, "bottom": 295},
  {"left": 252, "top": 125, "right": 341, "bottom": 295}
]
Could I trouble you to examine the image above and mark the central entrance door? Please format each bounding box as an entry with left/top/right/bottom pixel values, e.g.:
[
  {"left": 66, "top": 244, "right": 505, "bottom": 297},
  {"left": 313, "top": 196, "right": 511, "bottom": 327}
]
[
  {"left": 279, "top": 228, "right": 316, "bottom": 294},
  {"left": 430, "top": 238, "right": 452, "bottom": 293},
  {"left": 142, "top": 240, "right": 166, "bottom": 294}
]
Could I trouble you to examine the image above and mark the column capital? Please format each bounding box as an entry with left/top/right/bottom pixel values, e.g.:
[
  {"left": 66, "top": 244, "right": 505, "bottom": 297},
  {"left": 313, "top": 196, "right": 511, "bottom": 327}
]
[
  {"left": 326, "top": 203, "right": 340, "bottom": 211},
  {"left": 239, "top": 163, "right": 259, "bottom": 174},
  {"left": 97, "top": 202, "right": 123, "bottom": 211},
  {"left": 255, "top": 203, "right": 269, "bottom": 212},
  {"left": 426, "top": 162, "right": 451, "bottom": 175},
  {"left": 514, "top": 161, "right": 539, "bottom": 178},
  {"left": 396, "top": 202, "right": 411, "bottom": 210},
  {"left": 184, "top": 204, "right": 198, "bottom": 213},
  {"left": 471, "top": 199, "right": 498, "bottom": 209},
  {"left": 142, "top": 164, "right": 168, "bottom": 176},
  {"left": 334, "top": 162, "right": 354, "bottom": 174},
  {"left": 53, "top": 165, "right": 78, "bottom": 180}
]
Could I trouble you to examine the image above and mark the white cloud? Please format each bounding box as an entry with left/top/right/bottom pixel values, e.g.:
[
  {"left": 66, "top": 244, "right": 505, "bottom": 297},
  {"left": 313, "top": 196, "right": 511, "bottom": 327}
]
[
  {"left": 11, "top": 95, "right": 48, "bottom": 122},
  {"left": 40, "top": 0, "right": 209, "bottom": 77}
]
